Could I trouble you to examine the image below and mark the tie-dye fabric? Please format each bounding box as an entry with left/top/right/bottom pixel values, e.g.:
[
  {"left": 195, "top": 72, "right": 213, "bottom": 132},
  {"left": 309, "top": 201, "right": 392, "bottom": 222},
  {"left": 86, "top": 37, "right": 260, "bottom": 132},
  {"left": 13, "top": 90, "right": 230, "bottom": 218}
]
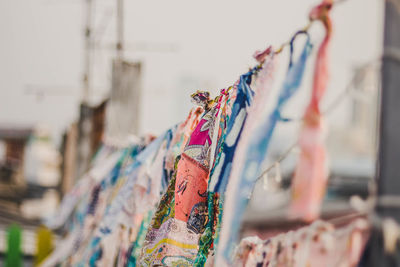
[
  {"left": 194, "top": 66, "right": 266, "bottom": 266},
  {"left": 216, "top": 35, "right": 313, "bottom": 266}
]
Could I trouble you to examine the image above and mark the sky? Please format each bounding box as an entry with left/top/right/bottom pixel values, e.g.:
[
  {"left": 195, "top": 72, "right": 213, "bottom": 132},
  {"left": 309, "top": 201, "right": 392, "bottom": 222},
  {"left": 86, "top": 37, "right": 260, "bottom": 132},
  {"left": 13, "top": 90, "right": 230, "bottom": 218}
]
[{"left": 0, "top": 0, "right": 383, "bottom": 146}]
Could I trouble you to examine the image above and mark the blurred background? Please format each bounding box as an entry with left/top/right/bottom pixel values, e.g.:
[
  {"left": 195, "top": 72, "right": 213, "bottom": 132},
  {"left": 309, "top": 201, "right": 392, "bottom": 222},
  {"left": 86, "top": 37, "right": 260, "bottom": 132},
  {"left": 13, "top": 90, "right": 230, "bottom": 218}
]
[{"left": 0, "top": 0, "right": 382, "bottom": 265}]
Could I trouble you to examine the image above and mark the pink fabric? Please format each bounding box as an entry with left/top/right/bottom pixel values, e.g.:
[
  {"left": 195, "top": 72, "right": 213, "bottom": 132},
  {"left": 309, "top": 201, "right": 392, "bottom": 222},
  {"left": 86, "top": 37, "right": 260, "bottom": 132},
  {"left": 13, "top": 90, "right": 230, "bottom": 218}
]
[
  {"left": 165, "top": 107, "right": 203, "bottom": 172},
  {"left": 253, "top": 45, "right": 272, "bottom": 63},
  {"left": 289, "top": 0, "right": 333, "bottom": 222},
  {"left": 234, "top": 219, "right": 369, "bottom": 267},
  {"left": 187, "top": 119, "right": 213, "bottom": 148},
  {"left": 184, "top": 101, "right": 221, "bottom": 169}
]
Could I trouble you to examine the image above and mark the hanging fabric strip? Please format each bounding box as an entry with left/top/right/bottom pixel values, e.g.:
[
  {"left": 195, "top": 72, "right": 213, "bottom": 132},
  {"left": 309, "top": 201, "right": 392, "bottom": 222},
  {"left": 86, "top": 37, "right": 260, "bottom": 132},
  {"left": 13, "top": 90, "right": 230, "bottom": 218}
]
[
  {"left": 5, "top": 224, "right": 22, "bottom": 267},
  {"left": 98, "top": 131, "right": 168, "bottom": 235},
  {"left": 35, "top": 226, "right": 54, "bottom": 266},
  {"left": 194, "top": 67, "right": 263, "bottom": 266},
  {"left": 139, "top": 92, "right": 224, "bottom": 266},
  {"left": 209, "top": 68, "right": 258, "bottom": 193},
  {"left": 233, "top": 219, "right": 368, "bottom": 267},
  {"left": 81, "top": 133, "right": 172, "bottom": 266},
  {"left": 289, "top": 0, "right": 333, "bottom": 222},
  {"left": 216, "top": 33, "right": 313, "bottom": 266},
  {"left": 45, "top": 146, "right": 123, "bottom": 230}
]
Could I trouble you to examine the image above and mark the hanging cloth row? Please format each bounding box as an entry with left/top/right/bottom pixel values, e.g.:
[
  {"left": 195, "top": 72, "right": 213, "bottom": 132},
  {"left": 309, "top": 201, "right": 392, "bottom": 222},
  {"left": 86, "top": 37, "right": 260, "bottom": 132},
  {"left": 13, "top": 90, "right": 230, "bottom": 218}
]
[{"left": 40, "top": 0, "right": 373, "bottom": 266}]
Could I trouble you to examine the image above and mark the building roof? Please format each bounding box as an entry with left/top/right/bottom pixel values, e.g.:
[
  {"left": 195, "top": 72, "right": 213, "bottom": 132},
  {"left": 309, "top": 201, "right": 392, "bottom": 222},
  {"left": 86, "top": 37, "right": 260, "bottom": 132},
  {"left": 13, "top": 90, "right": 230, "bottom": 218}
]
[{"left": 0, "top": 127, "right": 33, "bottom": 140}]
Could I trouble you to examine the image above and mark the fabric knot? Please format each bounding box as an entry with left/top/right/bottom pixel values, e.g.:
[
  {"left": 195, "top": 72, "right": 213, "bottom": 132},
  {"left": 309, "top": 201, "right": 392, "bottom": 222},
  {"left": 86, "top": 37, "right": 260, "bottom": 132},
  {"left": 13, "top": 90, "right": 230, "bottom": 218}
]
[
  {"left": 191, "top": 90, "right": 213, "bottom": 110},
  {"left": 253, "top": 46, "right": 272, "bottom": 63},
  {"left": 309, "top": 0, "right": 333, "bottom": 23},
  {"left": 220, "top": 87, "right": 230, "bottom": 96}
]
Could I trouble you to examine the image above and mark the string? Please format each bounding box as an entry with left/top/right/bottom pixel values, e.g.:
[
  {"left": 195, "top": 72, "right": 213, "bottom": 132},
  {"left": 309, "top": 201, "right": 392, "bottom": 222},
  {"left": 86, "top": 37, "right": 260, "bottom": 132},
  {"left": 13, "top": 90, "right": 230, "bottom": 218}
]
[
  {"left": 273, "top": 0, "right": 349, "bottom": 55},
  {"left": 252, "top": 60, "right": 378, "bottom": 188}
]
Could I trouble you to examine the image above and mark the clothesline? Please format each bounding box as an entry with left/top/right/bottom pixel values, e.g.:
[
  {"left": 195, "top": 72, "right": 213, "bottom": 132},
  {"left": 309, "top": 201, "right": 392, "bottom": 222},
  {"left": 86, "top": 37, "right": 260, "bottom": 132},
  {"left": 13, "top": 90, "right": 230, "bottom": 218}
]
[
  {"left": 253, "top": 59, "right": 378, "bottom": 188},
  {"left": 247, "top": 0, "right": 357, "bottom": 195},
  {"left": 265, "top": 0, "right": 349, "bottom": 57},
  {"left": 41, "top": 0, "right": 374, "bottom": 266}
]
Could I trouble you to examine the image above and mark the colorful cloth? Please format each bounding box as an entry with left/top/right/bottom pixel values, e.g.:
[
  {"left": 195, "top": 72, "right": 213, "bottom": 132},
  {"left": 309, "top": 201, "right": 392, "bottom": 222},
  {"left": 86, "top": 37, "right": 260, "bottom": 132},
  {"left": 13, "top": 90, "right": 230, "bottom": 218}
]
[
  {"left": 233, "top": 219, "right": 368, "bottom": 267},
  {"left": 140, "top": 91, "right": 225, "bottom": 266},
  {"left": 216, "top": 34, "right": 313, "bottom": 266},
  {"left": 43, "top": 8, "right": 338, "bottom": 264},
  {"left": 194, "top": 66, "right": 264, "bottom": 266}
]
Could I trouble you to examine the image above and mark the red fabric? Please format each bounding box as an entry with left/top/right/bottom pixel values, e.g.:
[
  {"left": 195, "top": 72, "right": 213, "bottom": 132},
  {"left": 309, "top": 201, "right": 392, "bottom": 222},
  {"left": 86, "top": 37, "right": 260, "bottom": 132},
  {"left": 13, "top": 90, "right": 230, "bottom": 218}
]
[{"left": 289, "top": 0, "right": 333, "bottom": 222}]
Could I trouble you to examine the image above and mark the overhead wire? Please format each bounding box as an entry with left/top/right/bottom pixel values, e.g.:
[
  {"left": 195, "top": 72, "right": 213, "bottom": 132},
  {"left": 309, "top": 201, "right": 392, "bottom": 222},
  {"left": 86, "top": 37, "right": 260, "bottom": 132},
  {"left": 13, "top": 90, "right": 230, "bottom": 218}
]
[
  {"left": 273, "top": 0, "right": 350, "bottom": 56},
  {"left": 250, "top": 0, "right": 376, "bottom": 189},
  {"left": 252, "top": 60, "right": 379, "bottom": 189}
]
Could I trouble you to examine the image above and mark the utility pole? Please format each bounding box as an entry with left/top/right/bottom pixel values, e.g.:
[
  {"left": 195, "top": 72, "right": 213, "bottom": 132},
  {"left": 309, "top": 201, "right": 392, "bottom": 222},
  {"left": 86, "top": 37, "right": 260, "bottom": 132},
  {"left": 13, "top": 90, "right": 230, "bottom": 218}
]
[
  {"left": 116, "top": 0, "right": 124, "bottom": 61},
  {"left": 105, "top": 0, "right": 142, "bottom": 140},
  {"left": 377, "top": 0, "right": 400, "bottom": 220},
  {"left": 83, "top": 0, "right": 93, "bottom": 103},
  {"left": 364, "top": 1, "right": 400, "bottom": 265}
]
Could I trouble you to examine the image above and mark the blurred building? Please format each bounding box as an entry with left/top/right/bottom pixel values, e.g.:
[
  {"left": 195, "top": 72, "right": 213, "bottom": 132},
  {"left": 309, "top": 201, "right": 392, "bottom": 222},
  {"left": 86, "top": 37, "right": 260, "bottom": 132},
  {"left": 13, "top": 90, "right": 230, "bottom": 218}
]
[
  {"left": 0, "top": 127, "right": 32, "bottom": 211},
  {"left": 0, "top": 125, "right": 61, "bottom": 221},
  {"left": 75, "top": 100, "right": 107, "bottom": 178}
]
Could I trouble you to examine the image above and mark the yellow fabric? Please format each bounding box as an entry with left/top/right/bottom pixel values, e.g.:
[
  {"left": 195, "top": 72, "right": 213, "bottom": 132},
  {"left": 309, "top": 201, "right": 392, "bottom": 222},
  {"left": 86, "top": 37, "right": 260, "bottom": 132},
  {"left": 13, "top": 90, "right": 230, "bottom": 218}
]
[{"left": 35, "top": 226, "right": 54, "bottom": 266}]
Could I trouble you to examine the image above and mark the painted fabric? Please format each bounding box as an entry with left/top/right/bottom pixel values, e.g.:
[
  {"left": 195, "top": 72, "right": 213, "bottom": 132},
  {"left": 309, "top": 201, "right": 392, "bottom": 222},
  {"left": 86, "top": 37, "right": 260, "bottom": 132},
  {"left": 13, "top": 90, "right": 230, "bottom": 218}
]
[
  {"left": 175, "top": 153, "right": 209, "bottom": 228},
  {"left": 216, "top": 35, "right": 313, "bottom": 266},
  {"left": 45, "top": 145, "right": 122, "bottom": 230},
  {"left": 114, "top": 108, "right": 202, "bottom": 266},
  {"left": 126, "top": 210, "right": 154, "bottom": 266},
  {"left": 140, "top": 91, "right": 225, "bottom": 266},
  {"left": 68, "top": 148, "right": 135, "bottom": 266},
  {"left": 84, "top": 130, "right": 174, "bottom": 267},
  {"left": 125, "top": 109, "right": 204, "bottom": 266},
  {"left": 99, "top": 132, "right": 169, "bottom": 235},
  {"left": 79, "top": 130, "right": 177, "bottom": 266},
  {"left": 165, "top": 107, "right": 204, "bottom": 174},
  {"left": 209, "top": 70, "right": 256, "bottom": 193},
  {"left": 233, "top": 219, "right": 368, "bottom": 267},
  {"left": 42, "top": 137, "right": 166, "bottom": 266},
  {"left": 289, "top": 0, "right": 333, "bottom": 222},
  {"left": 195, "top": 66, "right": 264, "bottom": 266}
]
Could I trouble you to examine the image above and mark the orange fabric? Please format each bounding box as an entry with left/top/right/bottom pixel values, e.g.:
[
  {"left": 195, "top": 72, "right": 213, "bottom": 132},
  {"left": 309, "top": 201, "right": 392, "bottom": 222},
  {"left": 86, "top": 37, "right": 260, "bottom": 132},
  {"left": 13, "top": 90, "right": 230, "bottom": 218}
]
[{"left": 175, "top": 153, "right": 209, "bottom": 223}]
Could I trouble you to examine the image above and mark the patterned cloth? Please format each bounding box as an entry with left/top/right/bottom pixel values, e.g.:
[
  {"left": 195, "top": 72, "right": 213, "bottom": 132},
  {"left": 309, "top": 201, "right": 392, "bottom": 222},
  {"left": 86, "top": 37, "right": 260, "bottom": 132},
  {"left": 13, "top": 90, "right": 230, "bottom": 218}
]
[
  {"left": 140, "top": 90, "right": 226, "bottom": 266},
  {"left": 194, "top": 66, "right": 263, "bottom": 266},
  {"left": 44, "top": 13, "right": 336, "bottom": 265},
  {"left": 233, "top": 219, "right": 368, "bottom": 267},
  {"left": 216, "top": 35, "right": 313, "bottom": 266}
]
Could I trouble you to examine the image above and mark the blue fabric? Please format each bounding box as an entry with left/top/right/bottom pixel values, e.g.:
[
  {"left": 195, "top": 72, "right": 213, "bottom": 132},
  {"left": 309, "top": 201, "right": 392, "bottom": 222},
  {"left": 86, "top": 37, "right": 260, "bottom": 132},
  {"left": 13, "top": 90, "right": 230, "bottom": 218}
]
[
  {"left": 222, "top": 34, "right": 313, "bottom": 261},
  {"left": 98, "top": 130, "right": 169, "bottom": 235},
  {"left": 161, "top": 127, "right": 176, "bottom": 190},
  {"left": 84, "top": 130, "right": 174, "bottom": 265},
  {"left": 88, "top": 237, "right": 102, "bottom": 267},
  {"left": 209, "top": 69, "right": 256, "bottom": 193}
]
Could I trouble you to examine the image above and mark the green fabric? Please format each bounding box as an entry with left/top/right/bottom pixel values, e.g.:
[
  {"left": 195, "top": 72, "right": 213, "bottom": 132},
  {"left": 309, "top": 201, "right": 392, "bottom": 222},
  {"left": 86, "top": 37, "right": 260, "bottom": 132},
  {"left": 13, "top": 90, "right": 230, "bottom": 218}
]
[
  {"left": 193, "top": 192, "right": 215, "bottom": 266},
  {"left": 5, "top": 224, "right": 22, "bottom": 267},
  {"left": 127, "top": 210, "right": 153, "bottom": 266}
]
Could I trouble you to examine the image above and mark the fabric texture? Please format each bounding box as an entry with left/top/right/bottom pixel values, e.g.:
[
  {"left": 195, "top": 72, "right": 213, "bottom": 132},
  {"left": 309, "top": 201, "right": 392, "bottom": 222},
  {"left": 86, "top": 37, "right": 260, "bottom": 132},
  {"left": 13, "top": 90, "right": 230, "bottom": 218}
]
[
  {"left": 140, "top": 91, "right": 224, "bottom": 266},
  {"left": 234, "top": 219, "right": 368, "bottom": 267},
  {"left": 216, "top": 35, "right": 313, "bottom": 266}
]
